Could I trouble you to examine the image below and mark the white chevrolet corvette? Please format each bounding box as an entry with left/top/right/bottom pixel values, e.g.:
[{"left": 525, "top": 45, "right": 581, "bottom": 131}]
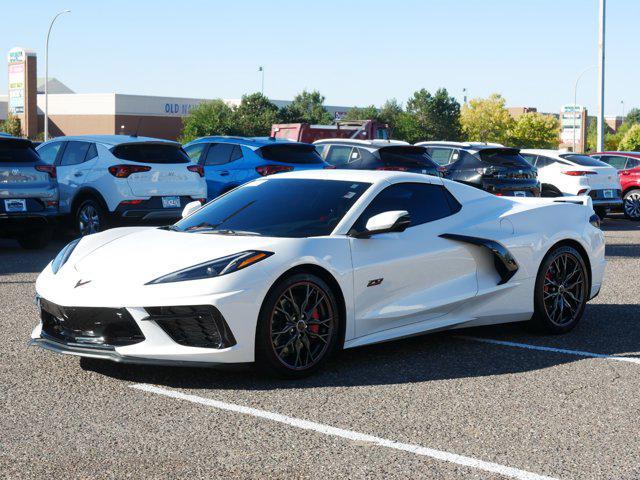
[{"left": 31, "top": 170, "right": 606, "bottom": 377}]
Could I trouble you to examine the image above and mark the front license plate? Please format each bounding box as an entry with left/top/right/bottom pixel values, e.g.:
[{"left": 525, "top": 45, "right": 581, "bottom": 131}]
[
  {"left": 513, "top": 191, "right": 526, "bottom": 197},
  {"left": 4, "top": 199, "right": 27, "bottom": 212},
  {"left": 603, "top": 189, "right": 614, "bottom": 199},
  {"left": 161, "top": 196, "right": 180, "bottom": 208}
]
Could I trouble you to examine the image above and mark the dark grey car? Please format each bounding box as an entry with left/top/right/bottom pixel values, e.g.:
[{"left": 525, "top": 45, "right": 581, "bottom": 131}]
[{"left": 0, "top": 135, "right": 59, "bottom": 249}]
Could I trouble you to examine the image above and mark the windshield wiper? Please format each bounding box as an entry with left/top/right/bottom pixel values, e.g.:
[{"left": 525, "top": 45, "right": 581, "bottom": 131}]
[
  {"left": 159, "top": 225, "right": 181, "bottom": 231},
  {"left": 202, "top": 229, "right": 261, "bottom": 236}
]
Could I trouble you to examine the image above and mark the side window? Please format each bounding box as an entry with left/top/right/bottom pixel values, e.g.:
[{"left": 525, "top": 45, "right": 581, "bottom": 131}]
[
  {"left": 626, "top": 157, "right": 640, "bottom": 169},
  {"left": 536, "top": 156, "right": 555, "bottom": 168},
  {"left": 36, "top": 142, "right": 63, "bottom": 165},
  {"left": 85, "top": 143, "right": 98, "bottom": 161},
  {"left": 520, "top": 154, "right": 537, "bottom": 166},
  {"left": 428, "top": 148, "right": 453, "bottom": 166},
  {"left": 325, "top": 145, "right": 354, "bottom": 167},
  {"left": 315, "top": 144, "right": 327, "bottom": 158},
  {"left": 349, "top": 148, "right": 361, "bottom": 163},
  {"left": 184, "top": 143, "right": 207, "bottom": 163},
  {"left": 204, "top": 143, "right": 235, "bottom": 166},
  {"left": 60, "top": 141, "right": 91, "bottom": 166},
  {"left": 352, "top": 183, "right": 457, "bottom": 233},
  {"left": 601, "top": 155, "right": 627, "bottom": 170},
  {"left": 229, "top": 145, "right": 243, "bottom": 162},
  {"left": 357, "top": 148, "right": 377, "bottom": 166}
]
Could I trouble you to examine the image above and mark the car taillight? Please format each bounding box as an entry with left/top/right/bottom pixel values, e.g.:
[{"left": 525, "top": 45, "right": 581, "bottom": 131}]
[
  {"left": 620, "top": 170, "right": 631, "bottom": 176},
  {"left": 323, "top": 165, "right": 337, "bottom": 169},
  {"left": 376, "top": 166, "right": 409, "bottom": 171},
  {"left": 562, "top": 171, "right": 596, "bottom": 176},
  {"left": 255, "top": 165, "right": 293, "bottom": 176},
  {"left": 187, "top": 165, "right": 204, "bottom": 177},
  {"left": 35, "top": 165, "right": 56, "bottom": 178},
  {"left": 108, "top": 164, "right": 151, "bottom": 178},
  {"left": 577, "top": 189, "right": 589, "bottom": 195},
  {"left": 118, "top": 200, "right": 144, "bottom": 207}
]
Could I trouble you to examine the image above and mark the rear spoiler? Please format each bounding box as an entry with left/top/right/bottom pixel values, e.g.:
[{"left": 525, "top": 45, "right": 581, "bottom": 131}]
[{"left": 552, "top": 195, "right": 593, "bottom": 210}]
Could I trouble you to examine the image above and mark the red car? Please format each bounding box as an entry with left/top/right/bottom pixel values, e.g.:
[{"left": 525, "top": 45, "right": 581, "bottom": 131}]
[{"left": 590, "top": 151, "right": 640, "bottom": 220}]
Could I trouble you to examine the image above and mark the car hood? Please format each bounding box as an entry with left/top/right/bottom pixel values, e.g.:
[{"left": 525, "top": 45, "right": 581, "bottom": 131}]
[{"left": 71, "top": 227, "right": 281, "bottom": 285}]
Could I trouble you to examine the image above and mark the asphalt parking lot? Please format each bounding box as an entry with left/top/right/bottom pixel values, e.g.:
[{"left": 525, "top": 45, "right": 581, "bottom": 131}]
[{"left": 2, "top": 216, "right": 640, "bottom": 480}]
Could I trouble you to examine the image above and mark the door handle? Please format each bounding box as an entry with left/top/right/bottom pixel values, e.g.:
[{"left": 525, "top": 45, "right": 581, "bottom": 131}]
[
  {"left": 219, "top": 171, "right": 229, "bottom": 176},
  {"left": 73, "top": 172, "right": 83, "bottom": 177}
]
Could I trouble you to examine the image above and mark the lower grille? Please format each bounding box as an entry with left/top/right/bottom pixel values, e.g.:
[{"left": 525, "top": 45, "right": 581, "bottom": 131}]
[
  {"left": 144, "top": 305, "right": 236, "bottom": 349},
  {"left": 40, "top": 298, "right": 145, "bottom": 347}
]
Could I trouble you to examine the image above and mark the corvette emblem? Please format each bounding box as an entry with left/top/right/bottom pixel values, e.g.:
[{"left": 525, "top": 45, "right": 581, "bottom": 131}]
[
  {"left": 367, "top": 278, "right": 383, "bottom": 287},
  {"left": 74, "top": 279, "right": 91, "bottom": 288}
]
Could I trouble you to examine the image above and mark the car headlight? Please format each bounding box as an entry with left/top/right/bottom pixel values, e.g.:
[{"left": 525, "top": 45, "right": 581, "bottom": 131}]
[
  {"left": 51, "top": 238, "right": 81, "bottom": 274},
  {"left": 146, "top": 250, "right": 273, "bottom": 285}
]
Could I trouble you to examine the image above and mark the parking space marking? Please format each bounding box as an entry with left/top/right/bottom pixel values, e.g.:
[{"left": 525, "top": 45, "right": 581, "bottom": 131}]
[
  {"left": 457, "top": 335, "right": 640, "bottom": 364},
  {"left": 131, "top": 383, "right": 557, "bottom": 480}
]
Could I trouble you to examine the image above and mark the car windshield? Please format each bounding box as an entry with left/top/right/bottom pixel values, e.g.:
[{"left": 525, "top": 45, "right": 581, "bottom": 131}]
[
  {"left": 258, "top": 144, "right": 324, "bottom": 164},
  {"left": 111, "top": 143, "right": 190, "bottom": 164},
  {"left": 0, "top": 140, "right": 39, "bottom": 163},
  {"left": 560, "top": 154, "right": 609, "bottom": 167},
  {"left": 478, "top": 149, "right": 532, "bottom": 168},
  {"left": 172, "top": 178, "right": 370, "bottom": 238}
]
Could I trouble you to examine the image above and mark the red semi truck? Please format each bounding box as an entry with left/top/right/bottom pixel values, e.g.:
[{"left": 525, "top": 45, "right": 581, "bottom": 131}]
[{"left": 271, "top": 120, "right": 390, "bottom": 143}]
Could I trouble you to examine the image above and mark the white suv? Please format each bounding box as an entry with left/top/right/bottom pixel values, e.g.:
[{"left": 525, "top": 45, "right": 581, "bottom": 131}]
[
  {"left": 37, "top": 135, "right": 206, "bottom": 235},
  {"left": 520, "top": 149, "right": 622, "bottom": 217}
]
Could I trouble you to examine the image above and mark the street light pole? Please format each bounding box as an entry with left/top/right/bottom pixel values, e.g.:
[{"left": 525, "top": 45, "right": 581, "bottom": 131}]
[
  {"left": 597, "top": 0, "right": 606, "bottom": 152},
  {"left": 258, "top": 66, "right": 264, "bottom": 95},
  {"left": 572, "top": 66, "right": 595, "bottom": 153},
  {"left": 44, "top": 9, "right": 71, "bottom": 142}
]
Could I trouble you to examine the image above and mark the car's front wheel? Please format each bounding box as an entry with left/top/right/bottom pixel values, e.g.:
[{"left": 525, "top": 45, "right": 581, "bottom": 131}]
[
  {"left": 623, "top": 189, "right": 640, "bottom": 221},
  {"left": 256, "top": 273, "right": 340, "bottom": 378},
  {"left": 531, "top": 245, "right": 588, "bottom": 333}
]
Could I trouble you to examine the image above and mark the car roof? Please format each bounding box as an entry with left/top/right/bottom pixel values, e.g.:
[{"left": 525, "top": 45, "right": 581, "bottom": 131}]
[
  {"left": 416, "top": 141, "right": 506, "bottom": 149},
  {"left": 592, "top": 151, "right": 640, "bottom": 158},
  {"left": 520, "top": 149, "right": 572, "bottom": 159},
  {"left": 185, "top": 136, "right": 312, "bottom": 150},
  {"left": 270, "top": 168, "right": 441, "bottom": 185},
  {"left": 0, "top": 134, "right": 34, "bottom": 146},
  {"left": 313, "top": 139, "right": 411, "bottom": 148},
  {"left": 43, "top": 135, "right": 179, "bottom": 147}
]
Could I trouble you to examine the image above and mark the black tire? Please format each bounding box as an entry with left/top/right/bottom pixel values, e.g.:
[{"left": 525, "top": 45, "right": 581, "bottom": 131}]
[
  {"left": 17, "top": 227, "right": 53, "bottom": 250},
  {"left": 530, "top": 245, "right": 589, "bottom": 334},
  {"left": 75, "top": 198, "right": 107, "bottom": 236},
  {"left": 594, "top": 207, "right": 608, "bottom": 220},
  {"left": 255, "top": 273, "right": 340, "bottom": 378},
  {"left": 623, "top": 189, "right": 640, "bottom": 221}
]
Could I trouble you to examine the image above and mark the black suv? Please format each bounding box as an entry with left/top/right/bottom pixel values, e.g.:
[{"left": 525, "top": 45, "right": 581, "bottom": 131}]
[
  {"left": 314, "top": 139, "right": 441, "bottom": 177},
  {"left": 418, "top": 142, "right": 540, "bottom": 197}
]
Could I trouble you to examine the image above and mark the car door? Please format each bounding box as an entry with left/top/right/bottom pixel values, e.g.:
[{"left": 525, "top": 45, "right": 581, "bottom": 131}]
[
  {"left": 349, "top": 182, "right": 478, "bottom": 338},
  {"left": 200, "top": 143, "right": 236, "bottom": 199},
  {"left": 53, "top": 141, "right": 97, "bottom": 213}
]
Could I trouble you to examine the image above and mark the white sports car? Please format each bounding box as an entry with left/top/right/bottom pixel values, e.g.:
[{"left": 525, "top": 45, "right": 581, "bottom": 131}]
[{"left": 31, "top": 170, "right": 606, "bottom": 377}]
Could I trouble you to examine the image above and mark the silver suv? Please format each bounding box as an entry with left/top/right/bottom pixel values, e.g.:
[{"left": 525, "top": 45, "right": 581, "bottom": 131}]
[{"left": 0, "top": 134, "right": 59, "bottom": 249}]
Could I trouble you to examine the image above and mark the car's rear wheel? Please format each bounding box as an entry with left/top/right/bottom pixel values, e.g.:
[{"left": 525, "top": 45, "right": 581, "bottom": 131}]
[
  {"left": 256, "top": 273, "right": 340, "bottom": 378},
  {"left": 623, "top": 189, "right": 640, "bottom": 220},
  {"left": 75, "top": 199, "right": 107, "bottom": 236},
  {"left": 531, "top": 245, "right": 588, "bottom": 334}
]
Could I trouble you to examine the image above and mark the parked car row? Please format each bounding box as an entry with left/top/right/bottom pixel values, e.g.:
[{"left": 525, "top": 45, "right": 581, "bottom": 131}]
[{"left": 2, "top": 129, "right": 637, "bottom": 250}]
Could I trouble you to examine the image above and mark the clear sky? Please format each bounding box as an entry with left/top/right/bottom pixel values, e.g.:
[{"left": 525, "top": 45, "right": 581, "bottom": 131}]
[{"left": 1, "top": 0, "right": 637, "bottom": 116}]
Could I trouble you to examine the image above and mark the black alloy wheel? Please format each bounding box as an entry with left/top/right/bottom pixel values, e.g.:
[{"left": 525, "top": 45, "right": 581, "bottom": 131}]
[
  {"left": 531, "top": 245, "right": 588, "bottom": 333},
  {"left": 76, "top": 199, "right": 106, "bottom": 236},
  {"left": 623, "top": 189, "right": 640, "bottom": 220},
  {"left": 256, "top": 273, "right": 339, "bottom": 377}
]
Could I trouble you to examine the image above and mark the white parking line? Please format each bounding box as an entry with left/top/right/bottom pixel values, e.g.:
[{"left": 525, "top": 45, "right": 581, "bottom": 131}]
[
  {"left": 131, "top": 383, "right": 557, "bottom": 480},
  {"left": 456, "top": 335, "right": 640, "bottom": 365}
]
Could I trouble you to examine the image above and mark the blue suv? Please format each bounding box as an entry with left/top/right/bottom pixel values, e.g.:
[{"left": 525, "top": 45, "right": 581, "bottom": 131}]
[{"left": 183, "top": 137, "right": 329, "bottom": 200}]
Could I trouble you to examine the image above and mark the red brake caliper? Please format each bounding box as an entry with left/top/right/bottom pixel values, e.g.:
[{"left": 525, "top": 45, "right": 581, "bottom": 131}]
[{"left": 309, "top": 309, "right": 320, "bottom": 334}]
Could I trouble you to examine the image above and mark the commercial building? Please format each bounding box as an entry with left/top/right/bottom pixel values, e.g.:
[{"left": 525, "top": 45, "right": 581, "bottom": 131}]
[{"left": 2, "top": 47, "right": 352, "bottom": 141}]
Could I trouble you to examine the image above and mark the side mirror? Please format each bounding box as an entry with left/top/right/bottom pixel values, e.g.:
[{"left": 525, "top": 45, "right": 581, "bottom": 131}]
[
  {"left": 351, "top": 210, "right": 411, "bottom": 238},
  {"left": 182, "top": 200, "right": 203, "bottom": 219}
]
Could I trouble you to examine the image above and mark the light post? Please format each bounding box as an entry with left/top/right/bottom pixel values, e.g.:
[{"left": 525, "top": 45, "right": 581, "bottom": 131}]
[
  {"left": 258, "top": 66, "right": 264, "bottom": 95},
  {"left": 44, "top": 9, "right": 71, "bottom": 141},
  {"left": 597, "top": 0, "right": 606, "bottom": 152},
  {"left": 572, "top": 65, "right": 596, "bottom": 152},
  {"left": 621, "top": 100, "right": 625, "bottom": 119}
]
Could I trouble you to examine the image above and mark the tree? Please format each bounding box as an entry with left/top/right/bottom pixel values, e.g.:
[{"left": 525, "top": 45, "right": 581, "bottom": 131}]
[
  {"left": 0, "top": 114, "right": 22, "bottom": 137},
  {"left": 179, "top": 100, "right": 238, "bottom": 143},
  {"left": 461, "top": 93, "right": 514, "bottom": 144},
  {"left": 626, "top": 108, "right": 640, "bottom": 126},
  {"left": 378, "top": 99, "right": 403, "bottom": 127},
  {"left": 619, "top": 124, "right": 640, "bottom": 151},
  {"left": 279, "top": 90, "right": 334, "bottom": 124},
  {"left": 507, "top": 112, "right": 559, "bottom": 148},
  {"left": 398, "top": 88, "right": 462, "bottom": 144},
  {"left": 234, "top": 92, "right": 280, "bottom": 136},
  {"left": 341, "top": 105, "right": 380, "bottom": 122}
]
